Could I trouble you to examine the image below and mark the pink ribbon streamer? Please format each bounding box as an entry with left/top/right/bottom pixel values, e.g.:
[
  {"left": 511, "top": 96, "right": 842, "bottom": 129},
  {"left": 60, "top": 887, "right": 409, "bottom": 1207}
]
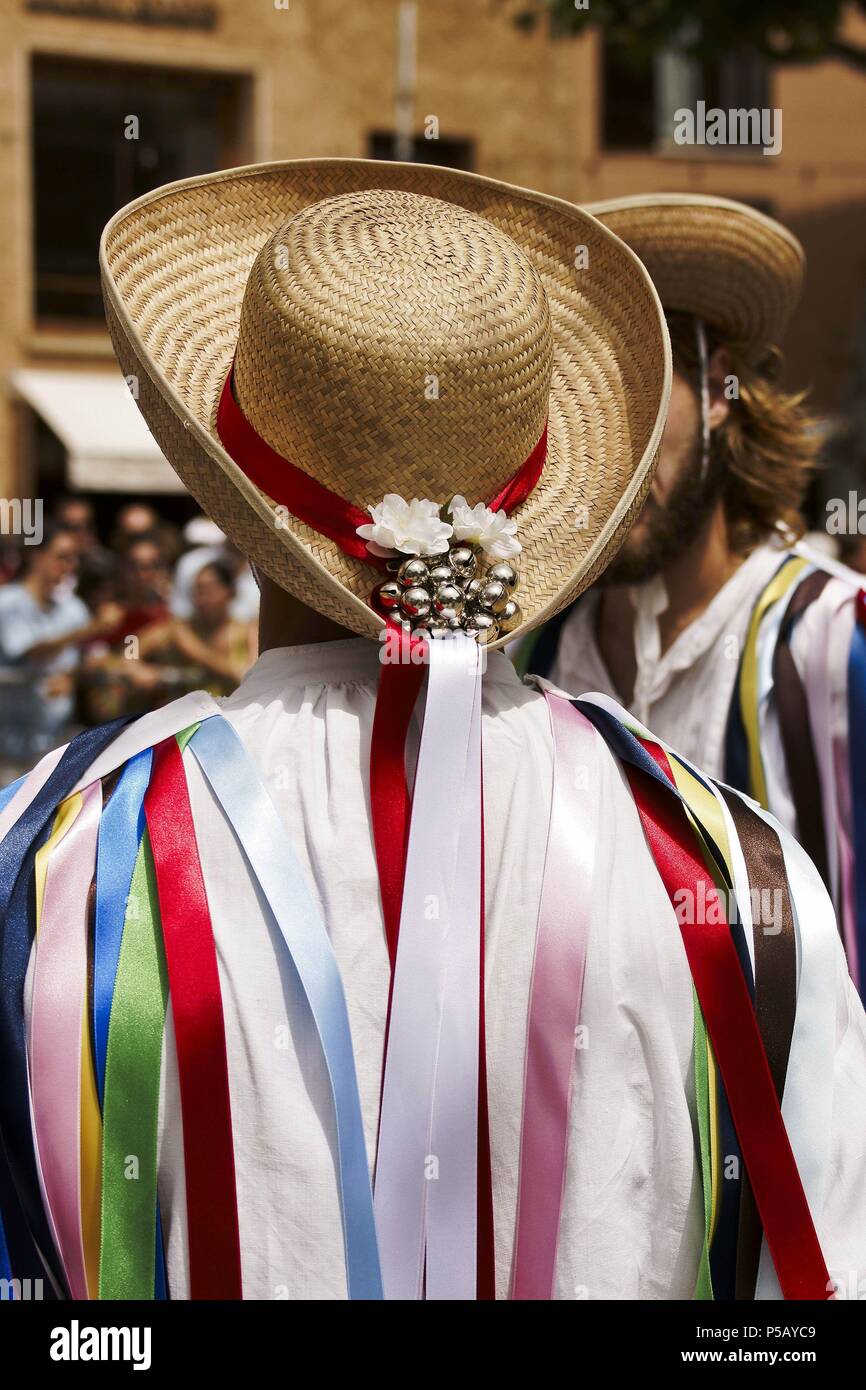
[
  {"left": 0, "top": 743, "right": 68, "bottom": 846},
  {"left": 29, "top": 779, "right": 102, "bottom": 1300},
  {"left": 805, "top": 581, "right": 858, "bottom": 972},
  {"left": 511, "top": 694, "right": 599, "bottom": 1299},
  {"left": 828, "top": 594, "right": 858, "bottom": 980}
]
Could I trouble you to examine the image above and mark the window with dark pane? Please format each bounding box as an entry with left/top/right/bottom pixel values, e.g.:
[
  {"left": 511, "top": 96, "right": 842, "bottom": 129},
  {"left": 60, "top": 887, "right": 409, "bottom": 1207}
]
[
  {"left": 32, "top": 55, "right": 250, "bottom": 324},
  {"left": 368, "top": 132, "right": 475, "bottom": 170}
]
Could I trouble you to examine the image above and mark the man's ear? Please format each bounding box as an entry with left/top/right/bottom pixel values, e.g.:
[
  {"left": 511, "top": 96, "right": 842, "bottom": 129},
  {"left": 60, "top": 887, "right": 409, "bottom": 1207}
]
[{"left": 707, "top": 345, "right": 732, "bottom": 431}]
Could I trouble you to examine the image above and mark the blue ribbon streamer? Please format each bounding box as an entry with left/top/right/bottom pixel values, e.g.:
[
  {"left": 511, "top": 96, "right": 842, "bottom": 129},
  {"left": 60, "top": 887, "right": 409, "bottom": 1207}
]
[
  {"left": 0, "top": 717, "right": 132, "bottom": 1290},
  {"left": 94, "top": 749, "right": 153, "bottom": 1103},
  {"left": 188, "top": 715, "right": 383, "bottom": 1301},
  {"left": 848, "top": 617, "right": 866, "bottom": 991},
  {"left": 0, "top": 774, "right": 34, "bottom": 1295}
]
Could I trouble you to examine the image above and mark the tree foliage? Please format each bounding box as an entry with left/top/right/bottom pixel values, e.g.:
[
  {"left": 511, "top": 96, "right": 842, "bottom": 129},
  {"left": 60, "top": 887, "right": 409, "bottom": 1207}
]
[{"left": 511, "top": 1, "right": 866, "bottom": 73}]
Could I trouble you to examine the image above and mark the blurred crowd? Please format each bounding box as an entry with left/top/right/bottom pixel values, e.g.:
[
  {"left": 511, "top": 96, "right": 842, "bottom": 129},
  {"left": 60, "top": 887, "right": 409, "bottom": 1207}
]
[{"left": 0, "top": 498, "right": 259, "bottom": 778}]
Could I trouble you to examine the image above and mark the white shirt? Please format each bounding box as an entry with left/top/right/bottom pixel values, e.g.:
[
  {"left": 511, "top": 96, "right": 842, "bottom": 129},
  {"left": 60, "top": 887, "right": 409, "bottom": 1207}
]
[
  {"left": 132, "top": 637, "right": 863, "bottom": 1299},
  {"left": 550, "top": 545, "right": 788, "bottom": 781}
]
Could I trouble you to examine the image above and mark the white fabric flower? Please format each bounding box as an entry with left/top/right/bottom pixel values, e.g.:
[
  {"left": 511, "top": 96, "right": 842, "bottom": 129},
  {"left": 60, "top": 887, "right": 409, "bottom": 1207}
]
[
  {"left": 356, "top": 494, "right": 453, "bottom": 558},
  {"left": 448, "top": 495, "right": 522, "bottom": 560}
]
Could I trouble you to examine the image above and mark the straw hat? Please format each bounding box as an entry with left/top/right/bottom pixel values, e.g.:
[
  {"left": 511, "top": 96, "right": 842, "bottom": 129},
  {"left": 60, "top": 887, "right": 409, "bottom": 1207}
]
[
  {"left": 100, "top": 159, "right": 670, "bottom": 648},
  {"left": 586, "top": 194, "right": 804, "bottom": 358}
]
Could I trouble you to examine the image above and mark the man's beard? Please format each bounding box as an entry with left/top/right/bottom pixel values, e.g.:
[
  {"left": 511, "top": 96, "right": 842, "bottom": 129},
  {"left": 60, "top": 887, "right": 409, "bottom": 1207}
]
[{"left": 601, "top": 433, "right": 725, "bottom": 586}]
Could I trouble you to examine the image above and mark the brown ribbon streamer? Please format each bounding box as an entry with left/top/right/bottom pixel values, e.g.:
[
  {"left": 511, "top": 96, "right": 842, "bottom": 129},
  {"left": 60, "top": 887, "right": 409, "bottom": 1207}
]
[
  {"left": 720, "top": 788, "right": 798, "bottom": 1300},
  {"left": 772, "top": 569, "right": 831, "bottom": 892}
]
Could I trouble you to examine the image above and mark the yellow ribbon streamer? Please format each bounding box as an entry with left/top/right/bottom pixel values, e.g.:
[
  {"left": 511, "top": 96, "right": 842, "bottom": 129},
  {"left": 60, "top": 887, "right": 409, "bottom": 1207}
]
[
  {"left": 739, "top": 556, "right": 809, "bottom": 808},
  {"left": 34, "top": 795, "right": 82, "bottom": 930}
]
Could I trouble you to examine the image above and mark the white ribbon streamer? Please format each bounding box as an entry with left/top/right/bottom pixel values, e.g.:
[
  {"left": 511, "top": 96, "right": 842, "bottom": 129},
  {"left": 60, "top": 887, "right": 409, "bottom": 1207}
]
[{"left": 374, "top": 633, "right": 483, "bottom": 1299}]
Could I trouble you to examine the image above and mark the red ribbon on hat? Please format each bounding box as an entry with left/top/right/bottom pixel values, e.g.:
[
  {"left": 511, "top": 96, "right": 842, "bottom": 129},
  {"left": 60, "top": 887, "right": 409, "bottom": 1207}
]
[{"left": 215, "top": 367, "right": 547, "bottom": 569}]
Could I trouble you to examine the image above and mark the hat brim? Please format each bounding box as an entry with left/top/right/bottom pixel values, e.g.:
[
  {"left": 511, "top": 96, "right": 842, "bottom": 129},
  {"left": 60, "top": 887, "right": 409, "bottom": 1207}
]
[
  {"left": 101, "top": 159, "right": 671, "bottom": 648},
  {"left": 586, "top": 193, "right": 804, "bottom": 357}
]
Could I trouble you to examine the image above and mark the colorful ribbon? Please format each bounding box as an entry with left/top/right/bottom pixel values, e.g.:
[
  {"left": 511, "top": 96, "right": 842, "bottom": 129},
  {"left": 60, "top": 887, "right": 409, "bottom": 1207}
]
[
  {"left": 0, "top": 717, "right": 130, "bottom": 1289},
  {"left": 621, "top": 746, "right": 829, "bottom": 1298},
  {"left": 29, "top": 781, "right": 102, "bottom": 1300},
  {"left": 369, "top": 631, "right": 428, "bottom": 969},
  {"left": 99, "top": 824, "right": 168, "bottom": 1299},
  {"left": 739, "top": 555, "right": 809, "bottom": 810},
  {"left": 772, "top": 571, "right": 831, "bottom": 890},
  {"left": 93, "top": 750, "right": 153, "bottom": 1102},
  {"left": 374, "top": 634, "right": 484, "bottom": 1299},
  {"left": 143, "top": 733, "right": 243, "bottom": 1300},
  {"left": 188, "top": 714, "right": 382, "bottom": 1300},
  {"left": 0, "top": 744, "right": 68, "bottom": 847},
  {"left": 511, "top": 694, "right": 599, "bottom": 1299},
  {"left": 849, "top": 593, "right": 866, "bottom": 987},
  {"left": 0, "top": 643, "right": 843, "bottom": 1302}
]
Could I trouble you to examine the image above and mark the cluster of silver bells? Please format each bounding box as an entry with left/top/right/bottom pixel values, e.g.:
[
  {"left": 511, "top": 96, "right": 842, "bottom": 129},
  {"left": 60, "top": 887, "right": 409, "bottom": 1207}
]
[{"left": 373, "top": 544, "right": 521, "bottom": 643}]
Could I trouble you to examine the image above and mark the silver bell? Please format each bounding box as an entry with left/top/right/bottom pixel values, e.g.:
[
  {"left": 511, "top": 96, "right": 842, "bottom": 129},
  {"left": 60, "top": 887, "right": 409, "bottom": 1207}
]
[
  {"left": 463, "top": 577, "right": 484, "bottom": 604},
  {"left": 497, "top": 598, "right": 522, "bottom": 633},
  {"left": 487, "top": 562, "right": 518, "bottom": 591},
  {"left": 468, "top": 610, "right": 499, "bottom": 644},
  {"left": 428, "top": 563, "right": 454, "bottom": 586},
  {"left": 448, "top": 545, "right": 478, "bottom": 580},
  {"left": 398, "top": 557, "right": 430, "bottom": 588},
  {"left": 479, "top": 579, "right": 510, "bottom": 615},
  {"left": 437, "top": 605, "right": 464, "bottom": 626},
  {"left": 374, "top": 580, "right": 402, "bottom": 613},
  {"left": 434, "top": 582, "right": 464, "bottom": 615},
  {"left": 400, "top": 585, "right": 432, "bottom": 620}
]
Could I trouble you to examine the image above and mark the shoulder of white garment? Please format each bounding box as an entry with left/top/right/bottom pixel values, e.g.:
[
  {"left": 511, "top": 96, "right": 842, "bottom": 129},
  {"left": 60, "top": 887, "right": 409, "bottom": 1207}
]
[{"left": 787, "top": 557, "right": 863, "bottom": 689}]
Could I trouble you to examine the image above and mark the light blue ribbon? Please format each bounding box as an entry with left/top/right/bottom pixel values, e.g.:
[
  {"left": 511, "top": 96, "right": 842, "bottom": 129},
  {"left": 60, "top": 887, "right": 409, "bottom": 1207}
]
[
  {"left": 0, "top": 775, "right": 26, "bottom": 816},
  {"left": 94, "top": 748, "right": 153, "bottom": 1102},
  {"left": 188, "top": 715, "right": 382, "bottom": 1300}
]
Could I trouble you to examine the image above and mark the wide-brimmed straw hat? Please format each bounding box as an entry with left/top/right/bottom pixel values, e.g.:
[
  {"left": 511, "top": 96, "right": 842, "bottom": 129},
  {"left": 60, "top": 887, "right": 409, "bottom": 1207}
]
[
  {"left": 100, "top": 159, "right": 670, "bottom": 648},
  {"left": 586, "top": 193, "right": 804, "bottom": 359}
]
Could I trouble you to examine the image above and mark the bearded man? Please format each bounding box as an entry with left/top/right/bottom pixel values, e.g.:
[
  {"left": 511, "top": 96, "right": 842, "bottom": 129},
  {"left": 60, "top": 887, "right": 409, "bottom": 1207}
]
[{"left": 521, "top": 194, "right": 866, "bottom": 995}]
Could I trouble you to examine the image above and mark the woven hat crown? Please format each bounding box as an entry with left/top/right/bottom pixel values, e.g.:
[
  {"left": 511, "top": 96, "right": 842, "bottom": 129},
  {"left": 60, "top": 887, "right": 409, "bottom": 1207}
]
[{"left": 233, "top": 188, "right": 554, "bottom": 509}]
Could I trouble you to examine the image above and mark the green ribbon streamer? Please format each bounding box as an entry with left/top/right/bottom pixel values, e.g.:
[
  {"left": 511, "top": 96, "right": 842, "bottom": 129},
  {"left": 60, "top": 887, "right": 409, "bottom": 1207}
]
[
  {"left": 98, "top": 725, "right": 200, "bottom": 1299},
  {"left": 98, "top": 830, "right": 167, "bottom": 1298}
]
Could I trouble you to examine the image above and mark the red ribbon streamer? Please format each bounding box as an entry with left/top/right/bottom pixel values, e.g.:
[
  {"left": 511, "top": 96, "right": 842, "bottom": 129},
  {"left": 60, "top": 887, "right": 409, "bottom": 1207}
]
[
  {"left": 370, "top": 630, "right": 428, "bottom": 969},
  {"left": 144, "top": 737, "right": 243, "bottom": 1300},
  {"left": 216, "top": 368, "right": 547, "bottom": 570},
  {"left": 627, "top": 743, "right": 831, "bottom": 1301},
  {"left": 369, "top": 631, "right": 496, "bottom": 1298}
]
